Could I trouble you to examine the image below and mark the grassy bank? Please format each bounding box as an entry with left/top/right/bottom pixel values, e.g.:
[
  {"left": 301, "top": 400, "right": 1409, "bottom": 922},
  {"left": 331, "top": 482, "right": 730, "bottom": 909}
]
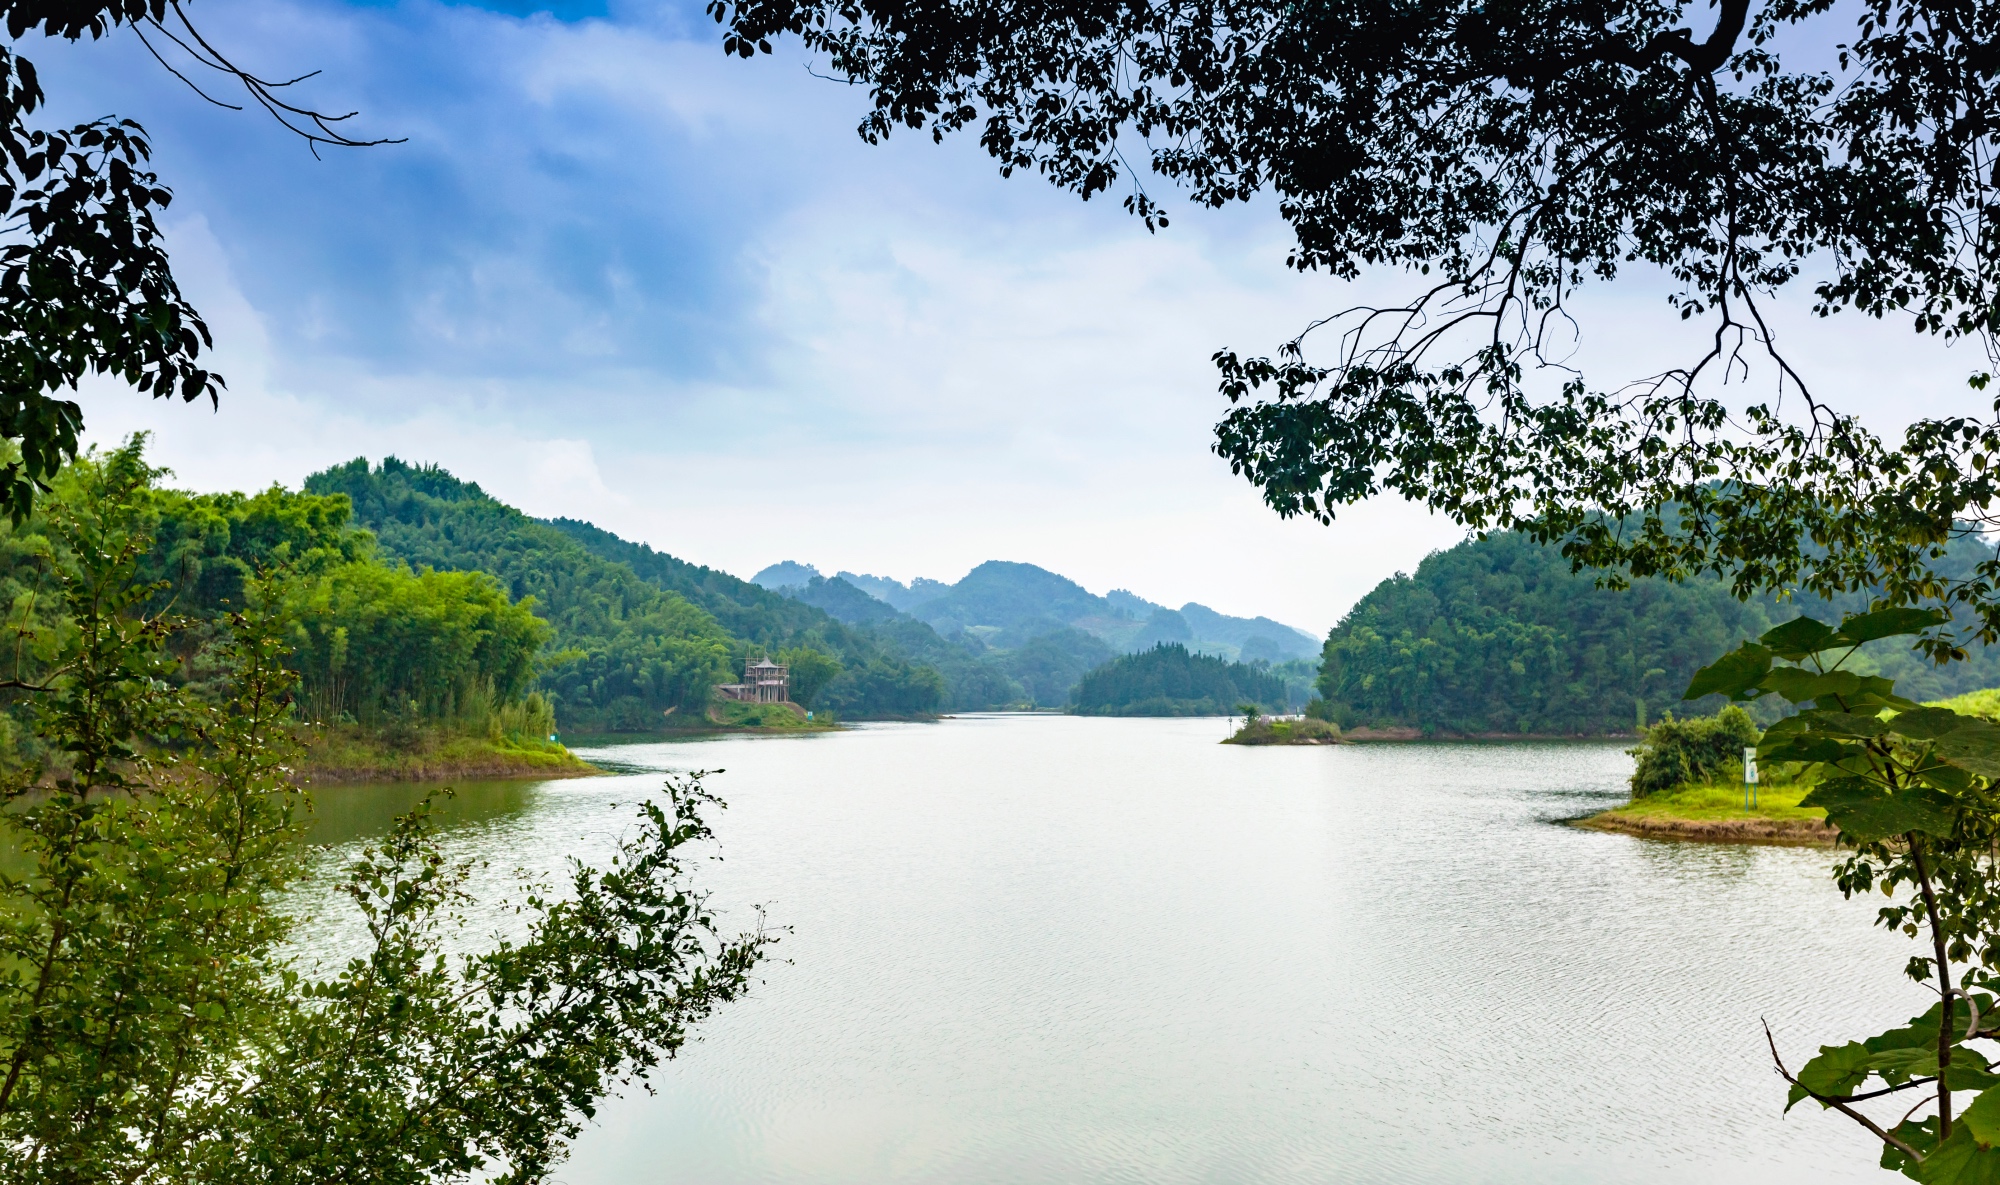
[
  {"left": 1223, "top": 717, "right": 1343, "bottom": 745},
  {"left": 1577, "top": 781, "right": 1833, "bottom": 845},
  {"left": 704, "top": 700, "right": 838, "bottom": 732},
  {"left": 300, "top": 723, "right": 599, "bottom": 785}
]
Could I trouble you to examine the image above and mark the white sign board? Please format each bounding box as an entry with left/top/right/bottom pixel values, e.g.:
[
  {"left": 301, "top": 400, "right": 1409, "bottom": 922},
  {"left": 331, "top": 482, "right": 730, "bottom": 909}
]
[{"left": 1744, "top": 747, "right": 1759, "bottom": 785}]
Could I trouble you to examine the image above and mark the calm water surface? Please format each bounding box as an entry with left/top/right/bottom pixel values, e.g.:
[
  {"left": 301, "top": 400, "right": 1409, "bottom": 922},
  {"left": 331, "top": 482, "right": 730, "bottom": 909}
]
[{"left": 305, "top": 716, "right": 1921, "bottom": 1184}]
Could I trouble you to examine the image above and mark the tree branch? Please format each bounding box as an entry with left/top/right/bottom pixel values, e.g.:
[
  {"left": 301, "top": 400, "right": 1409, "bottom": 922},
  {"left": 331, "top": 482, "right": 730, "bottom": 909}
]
[{"left": 1766, "top": 1020, "right": 1927, "bottom": 1164}]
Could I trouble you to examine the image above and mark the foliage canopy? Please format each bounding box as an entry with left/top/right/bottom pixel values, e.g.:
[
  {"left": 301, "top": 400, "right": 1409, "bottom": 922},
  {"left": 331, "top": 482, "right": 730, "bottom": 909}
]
[
  {"left": 712, "top": 0, "right": 2000, "bottom": 655},
  {"left": 0, "top": 444, "right": 767, "bottom": 1182},
  {"left": 1072, "top": 642, "right": 1292, "bottom": 716},
  {"left": 1681, "top": 609, "right": 2000, "bottom": 1179},
  {"left": 1315, "top": 529, "right": 2000, "bottom": 735},
  {"left": 1626, "top": 705, "right": 1760, "bottom": 796}
]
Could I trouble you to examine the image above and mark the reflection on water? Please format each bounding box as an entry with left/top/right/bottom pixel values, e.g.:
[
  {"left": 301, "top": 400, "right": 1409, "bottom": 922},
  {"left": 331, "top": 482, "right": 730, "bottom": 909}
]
[
  {"left": 306, "top": 779, "right": 543, "bottom": 846},
  {"left": 297, "top": 717, "right": 1916, "bottom": 1184}
]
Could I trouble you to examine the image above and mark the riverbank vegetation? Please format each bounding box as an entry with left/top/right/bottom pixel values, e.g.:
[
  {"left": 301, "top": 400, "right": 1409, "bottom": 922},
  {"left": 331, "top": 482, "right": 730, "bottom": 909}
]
[
  {"left": 1312, "top": 532, "right": 2000, "bottom": 738},
  {"left": 0, "top": 442, "right": 599, "bottom": 781},
  {"left": 1072, "top": 644, "right": 1293, "bottom": 716},
  {"left": 0, "top": 449, "right": 768, "bottom": 1176},
  {"left": 705, "top": 699, "right": 834, "bottom": 732},
  {"left": 1223, "top": 709, "right": 1342, "bottom": 745},
  {"left": 1626, "top": 706, "right": 1763, "bottom": 797},
  {"left": 1580, "top": 783, "right": 1831, "bottom": 845},
  {"left": 1581, "top": 703, "right": 1823, "bottom": 843}
]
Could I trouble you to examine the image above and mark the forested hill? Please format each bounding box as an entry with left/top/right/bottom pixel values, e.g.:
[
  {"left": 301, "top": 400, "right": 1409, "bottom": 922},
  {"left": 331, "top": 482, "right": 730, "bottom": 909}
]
[
  {"left": 1073, "top": 645, "right": 1295, "bottom": 716},
  {"left": 306, "top": 459, "right": 943, "bottom": 723},
  {"left": 544, "top": 516, "right": 977, "bottom": 712},
  {"left": 1318, "top": 530, "right": 2000, "bottom": 736},
  {"left": 548, "top": 522, "right": 1101, "bottom": 711}
]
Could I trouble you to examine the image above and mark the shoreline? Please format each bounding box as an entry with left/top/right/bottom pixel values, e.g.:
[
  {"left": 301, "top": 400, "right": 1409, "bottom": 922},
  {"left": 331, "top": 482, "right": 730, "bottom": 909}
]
[
  {"left": 1343, "top": 727, "right": 1638, "bottom": 741},
  {"left": 1570, "top": 777, "right": 1836, "bottom": 846},
  {"left": 1572, "top": 810, "right": 1835, "bottom": 846},
  {"left": 302, "top": 749, "right": 602, "bottom": 785}
]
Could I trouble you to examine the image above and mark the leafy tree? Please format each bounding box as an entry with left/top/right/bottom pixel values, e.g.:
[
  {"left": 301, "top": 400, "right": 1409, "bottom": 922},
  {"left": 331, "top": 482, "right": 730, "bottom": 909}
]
[
  {"left": 1072, "top": 643, "right": 1290, "bottom": 716},
  {"left": 0, "top": 442, "right": 558, "bottom": 759},
  {"left": 1626, "top": 705, "right": 1760, "bottom": 797},
  {"left": 0, "top": 450, "right": 767, "bottom": 1182},
  {"left": 284, "top": 562, "right": 549, "bottom": 726},
  {"left": 1687, "top": 609, "right": 2000, "bottom": 1178},
  {"left": 775, "top": 644, "right": 842, "bottom": 708},
  {"left": 711, "top": 0, "right": 2000, "bottom": 664},
  {"left": 0, "top": 2, "right": 399, "bottom": 519}
]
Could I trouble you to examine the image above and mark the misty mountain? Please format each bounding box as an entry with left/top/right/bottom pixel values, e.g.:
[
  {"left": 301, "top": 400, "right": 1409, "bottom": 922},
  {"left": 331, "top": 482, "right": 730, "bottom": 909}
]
[
  {"left": 750, "top": 560, "right": 819, "bottom": 590},
  {"left": 1105, "top": 589, "right": 1164, "bottom": 619},
  {"left": 749, "top": 557, "right": 1320, "bottom": 662},
  {"left": 784, "top": 575, "right": 906, "bottom": 626},
  {"left": 836, "top": 571, "right": 952, "bottom": 611}
]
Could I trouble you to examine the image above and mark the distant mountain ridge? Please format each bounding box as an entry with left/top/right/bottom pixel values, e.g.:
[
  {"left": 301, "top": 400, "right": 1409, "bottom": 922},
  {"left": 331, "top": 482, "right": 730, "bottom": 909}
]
[
  {"left": 750, "top": 559, "right": 1319, "bottom": 662},
  {"left": 304, "top": 459, "right": 1282, "bottom": 721}
]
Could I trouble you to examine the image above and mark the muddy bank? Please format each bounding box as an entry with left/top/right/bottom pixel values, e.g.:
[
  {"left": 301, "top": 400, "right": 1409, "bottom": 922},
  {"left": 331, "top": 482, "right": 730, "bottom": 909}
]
[{"left": 1574, "top": 811, "right": 1835, "bottom": 846}]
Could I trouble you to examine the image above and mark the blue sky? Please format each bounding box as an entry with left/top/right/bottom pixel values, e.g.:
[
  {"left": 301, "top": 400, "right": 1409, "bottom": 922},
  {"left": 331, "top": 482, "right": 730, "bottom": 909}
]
[{"left": 38, "top": 0, "right": 1979, "bottom": 632}]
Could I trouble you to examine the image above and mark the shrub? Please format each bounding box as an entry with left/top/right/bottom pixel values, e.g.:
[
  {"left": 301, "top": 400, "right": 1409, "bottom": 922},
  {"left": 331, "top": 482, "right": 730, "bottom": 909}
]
[{"left": 1628, "top": 705, "right": 1762, "bottom": 797}]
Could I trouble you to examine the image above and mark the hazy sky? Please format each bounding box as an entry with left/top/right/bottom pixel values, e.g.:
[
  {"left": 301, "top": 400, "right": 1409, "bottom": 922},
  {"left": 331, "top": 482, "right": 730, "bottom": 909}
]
[{"left": 38, "top": 0, "right": 1985, "bottom": 634}]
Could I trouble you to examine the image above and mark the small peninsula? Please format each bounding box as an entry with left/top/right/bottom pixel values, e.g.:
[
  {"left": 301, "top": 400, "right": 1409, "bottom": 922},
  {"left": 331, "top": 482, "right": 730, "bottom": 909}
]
[{"left": 1222, "top": 713, "right": 1343, "bottom": 745}]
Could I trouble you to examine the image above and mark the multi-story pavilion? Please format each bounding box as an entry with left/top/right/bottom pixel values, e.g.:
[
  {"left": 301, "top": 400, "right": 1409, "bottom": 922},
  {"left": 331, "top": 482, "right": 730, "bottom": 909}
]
[{"left": 717, "top": 658, "right": 790, "bottom": 704}]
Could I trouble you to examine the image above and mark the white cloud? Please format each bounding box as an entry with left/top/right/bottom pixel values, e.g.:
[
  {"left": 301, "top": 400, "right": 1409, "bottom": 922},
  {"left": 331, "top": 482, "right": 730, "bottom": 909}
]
[{"left": 56, "top": 0, "right": 1991, "bottom": 637}]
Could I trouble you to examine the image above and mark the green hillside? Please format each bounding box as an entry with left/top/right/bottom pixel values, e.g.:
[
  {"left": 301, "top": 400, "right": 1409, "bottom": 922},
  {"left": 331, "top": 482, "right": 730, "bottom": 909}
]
[
  {"left": 547, "top": 521, "right": 1072, "bottom": 711},
  {"left": 0, "top": 442, "right": 583, "bottom": 780},
  {"left": 304, "top": 459, "right": 744, "bottom": 731},
  {"left": 1316, "top": 530, "right": 2000, "bottom": 736},
  {"left": 541, "top": 518, "right": 947, "bottom": 716},
  {"left": 309, "top": 458, "right": 964, "bottom": 724}
]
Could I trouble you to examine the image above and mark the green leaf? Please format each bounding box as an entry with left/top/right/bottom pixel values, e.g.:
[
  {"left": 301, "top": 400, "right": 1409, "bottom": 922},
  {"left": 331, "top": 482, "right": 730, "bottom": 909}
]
[
  {"left": 1868, "top": 1013, "right": 1952, "bottom": 1056},
  {"left": 1887, "top": 1117, "right": 1942, "bottom": 1179},
  {"left": 1894, "top": 707, "right": 1971, "bottom": 741},
  {"left": 1810, "top": 710, "right": 1891, "bottom": 738},
  {"left": 1948, "top": 1057, "right": 2000, "bottom": 1094},
  {"left": 1683, "top": 642, "right": 1772, "bottom": 701},
  {"left": 1922, "top": 764, "right": 1979, "bottom": 793},
  {"left": 1801, "top": 778, "right": 1958, "bottom": 841},
  {"left": 1938, "top": 720, "right": 2000, "bottom": 779},
  {"left": 1839, "top": 607, "right": 1949, "bottom": 644},
  {"left": 1762, "top": 615, "right": 1841, "bottom": 658},
  {"left": 1855, "top": 690, "right": 1925, "bottom": 712},
  {"left": 1868, "top": 1045, "right": 1935, "bottom": 1083},
  {"left": 1761, "top": 714, "right": 1810, "bottom": 741},
  {"left": 1867, "top": 1044, "right": 1980, "bottom": 1086},
  {"left": 1964, "top": 1086, "right": 2000, "bottom": 1149},
  {"left": 1763, "top": 667, "right": 1864, "bottom": 704},
  {"left": 1792, "top": 1041, "right": 1873, "bottom": 1109},
  {"left": 1761, "top": 735, "right": 1862, "bottom": 764},
  {"left": 1919, "top": 1122, "right": 2000, "bottom": 1183}
]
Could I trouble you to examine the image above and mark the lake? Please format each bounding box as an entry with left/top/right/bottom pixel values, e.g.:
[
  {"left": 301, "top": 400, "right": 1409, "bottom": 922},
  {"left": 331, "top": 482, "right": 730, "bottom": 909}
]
[{"left": 304, "top": 715, "right": 1919, "bottom": 1184}]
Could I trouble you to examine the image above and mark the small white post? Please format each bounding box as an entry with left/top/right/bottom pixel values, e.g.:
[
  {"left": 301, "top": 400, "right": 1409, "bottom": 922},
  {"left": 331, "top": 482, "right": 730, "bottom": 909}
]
[{"left": 1744, "top": 746, "right": 1760, "bottom": 810}]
